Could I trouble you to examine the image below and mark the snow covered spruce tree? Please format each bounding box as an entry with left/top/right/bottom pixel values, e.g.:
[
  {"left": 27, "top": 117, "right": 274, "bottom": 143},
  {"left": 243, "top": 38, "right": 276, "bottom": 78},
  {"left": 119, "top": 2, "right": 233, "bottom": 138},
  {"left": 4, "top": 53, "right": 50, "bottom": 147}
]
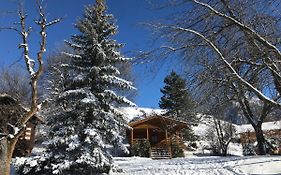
[
  {"left": 18, "top": 0, "right": 135, "bottom": 174},
  {"left": 159, "top": 71, "right": 197, "bottom": 141}
]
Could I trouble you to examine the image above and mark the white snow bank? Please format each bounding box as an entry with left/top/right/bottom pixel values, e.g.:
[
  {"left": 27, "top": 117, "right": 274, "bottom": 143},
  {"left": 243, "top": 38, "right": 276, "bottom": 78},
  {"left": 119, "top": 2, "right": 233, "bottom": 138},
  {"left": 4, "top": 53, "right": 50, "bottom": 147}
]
[
  {"left": 235, "top": 120, "right": 281, "bottom": 133},
  {"left": 111, "top": 155, "right": 281, "bottom": 175}
]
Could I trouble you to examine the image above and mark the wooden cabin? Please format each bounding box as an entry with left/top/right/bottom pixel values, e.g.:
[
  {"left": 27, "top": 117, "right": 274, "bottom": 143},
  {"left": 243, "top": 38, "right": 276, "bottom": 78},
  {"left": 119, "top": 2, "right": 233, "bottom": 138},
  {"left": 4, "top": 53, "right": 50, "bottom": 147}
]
[
  {"left": 128, "top": 115, "right": 188, "bottom": 159},
  {"left": 0, "top": 94, "right": 44, "bottom": 157}
]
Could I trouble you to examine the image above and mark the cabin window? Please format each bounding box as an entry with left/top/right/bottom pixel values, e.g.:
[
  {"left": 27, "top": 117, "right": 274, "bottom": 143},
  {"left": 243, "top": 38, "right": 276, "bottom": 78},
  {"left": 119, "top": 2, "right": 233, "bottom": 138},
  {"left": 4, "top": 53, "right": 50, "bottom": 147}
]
[{"left": 24, "top": 127, "right": 32, "bottom": 140}]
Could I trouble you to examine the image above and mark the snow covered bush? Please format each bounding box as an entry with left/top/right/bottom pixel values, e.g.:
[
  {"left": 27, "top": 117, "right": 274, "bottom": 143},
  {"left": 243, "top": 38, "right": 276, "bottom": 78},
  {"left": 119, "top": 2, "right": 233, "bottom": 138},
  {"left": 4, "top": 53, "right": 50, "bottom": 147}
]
[
  {"left": 186, "top": 142, "right": 198, "bottom": 151},
  {"left": 205, "top": 118, "right": 236, "bottom": 156},
  {"left": 242, "top": 143, "right": 256, "bottom": 156},
  {"left": 17, "top": 0, "right": 135, "bottom": 174},
  {"left": 171, "top": 142, "right": 184, "bottom": 158},
  {"left": 131, "top": 140, "right": 151, "bottom": 157},
  {"left": 265, "top": 138, "right": 280, "bottom": 155}
]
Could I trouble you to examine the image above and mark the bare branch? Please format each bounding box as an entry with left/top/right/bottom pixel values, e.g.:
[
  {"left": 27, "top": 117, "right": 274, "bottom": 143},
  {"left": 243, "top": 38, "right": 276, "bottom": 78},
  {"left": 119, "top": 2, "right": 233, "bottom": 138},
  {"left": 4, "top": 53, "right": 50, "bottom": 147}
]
[
  {"left": 192, "top": 0, "right": 281, "bottom": 60},
  {"left": 173, "top": 26, "right": 281, "bottom": 108},
  {"left": 46, "top": 18, "right": 62, "bottom": 27},
  {"left": 0, "top": 27, "right": 20, "bottom": 34},
  {"left": 18, "top": 8, "right": 36, "bottom": 76}
]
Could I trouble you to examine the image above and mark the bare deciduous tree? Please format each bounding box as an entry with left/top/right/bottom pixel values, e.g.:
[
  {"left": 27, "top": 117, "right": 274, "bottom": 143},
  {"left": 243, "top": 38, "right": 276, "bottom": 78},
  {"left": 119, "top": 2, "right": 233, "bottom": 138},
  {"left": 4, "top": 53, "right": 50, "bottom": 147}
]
[
  {"left": 143, "top": 0, "right": 281, "bottom": 155},
  {"left": 0, "top": 2, "right": 60, "bottom": 174},
  {"left": 0, "top": 66, "right": 30, "bottom": 105},
  {"left": 206, "top": 117, "right": 236, "bottom": 156}
]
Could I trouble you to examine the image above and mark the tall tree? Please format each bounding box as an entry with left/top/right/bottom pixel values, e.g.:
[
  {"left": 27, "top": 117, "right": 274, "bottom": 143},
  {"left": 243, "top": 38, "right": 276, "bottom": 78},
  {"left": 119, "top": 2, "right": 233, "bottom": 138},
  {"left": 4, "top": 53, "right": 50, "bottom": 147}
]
[
  {"left": 159, "top": 71, "right": 196, "bottom": 123},
  {"left": 144, "top": 0, "right": 281, "bottom": 155},
  {"left": 159, "top": 71, "right": 197, "bottom": 141},
  {"left": 0, "top": 2, "right": 60, "bottom": 175},
  {"left": 19, "top": 1, "right": 135, "bottom": 174}
]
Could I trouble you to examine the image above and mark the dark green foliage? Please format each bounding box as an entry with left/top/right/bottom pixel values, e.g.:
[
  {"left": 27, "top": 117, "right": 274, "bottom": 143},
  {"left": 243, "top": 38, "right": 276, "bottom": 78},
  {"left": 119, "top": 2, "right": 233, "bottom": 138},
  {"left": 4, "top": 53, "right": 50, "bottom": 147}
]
[
  {"left": 182, "top": 127, "right": 198, "bottom": 142},
  {"left": 131, "top": 140, "right": 151, "bottom": 157},
  {"left": 171, "top": 142, "right": 184, "bottom": 158},
  {"left": 265, "top": 138, "right": 280, "bottom": 154},
  {"left": 159, "top": 71, "right": 195, "bottom": 122},
  {"left": 159, "top": 71, "right": 198, "bottom": 142},
  {"left": 159, "top": 71, "right": 197, "bottom": 123},
  {"left": 242, "top": 143, "right": 256, "bottom": 156}
]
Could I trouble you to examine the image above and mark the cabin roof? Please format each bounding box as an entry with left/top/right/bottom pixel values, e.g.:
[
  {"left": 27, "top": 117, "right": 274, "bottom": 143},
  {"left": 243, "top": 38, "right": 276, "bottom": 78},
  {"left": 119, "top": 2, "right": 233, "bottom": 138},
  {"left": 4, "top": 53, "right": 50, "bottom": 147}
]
[
  {"left": 129, "top": 115, "right": 188, "bottom": 133},
  {"left": 0, "top": 94, "right": 44, "bottom": 130}
]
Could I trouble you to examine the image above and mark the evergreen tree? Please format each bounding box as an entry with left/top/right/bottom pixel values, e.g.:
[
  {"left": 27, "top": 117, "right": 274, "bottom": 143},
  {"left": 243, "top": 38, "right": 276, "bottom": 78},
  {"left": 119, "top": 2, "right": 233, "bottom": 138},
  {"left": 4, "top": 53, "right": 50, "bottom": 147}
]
[
  {"left": 18, "top": 1, "right": 135, "bottom": 174},
  {"left": 159, "top": 71, "right": 195, "bottom": 122},
  {"left": 159, "top": 71, "right": 197, "bottom": 141}
]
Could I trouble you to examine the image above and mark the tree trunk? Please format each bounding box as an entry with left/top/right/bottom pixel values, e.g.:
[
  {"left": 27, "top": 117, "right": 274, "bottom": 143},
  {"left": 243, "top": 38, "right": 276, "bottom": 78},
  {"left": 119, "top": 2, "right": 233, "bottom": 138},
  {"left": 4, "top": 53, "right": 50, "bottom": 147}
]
[
  {"left": 1, "top": 139, "right": 9, "bottom": 175},
  {"left": 221, "top": 145, "right": 227, "bottom": 156},
  {"left": 1, "top": 136, "right": 20, "bottom": 175},
  {"left": 255, "top": 126, "right": 266, "bottom": 155}
]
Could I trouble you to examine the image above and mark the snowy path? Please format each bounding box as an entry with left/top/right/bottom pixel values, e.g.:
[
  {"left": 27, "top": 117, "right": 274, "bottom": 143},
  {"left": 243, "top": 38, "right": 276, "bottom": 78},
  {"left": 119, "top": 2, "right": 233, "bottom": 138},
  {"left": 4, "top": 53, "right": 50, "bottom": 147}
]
[{"left": 111, "top": 156, "right": 281, "bottom": 175}]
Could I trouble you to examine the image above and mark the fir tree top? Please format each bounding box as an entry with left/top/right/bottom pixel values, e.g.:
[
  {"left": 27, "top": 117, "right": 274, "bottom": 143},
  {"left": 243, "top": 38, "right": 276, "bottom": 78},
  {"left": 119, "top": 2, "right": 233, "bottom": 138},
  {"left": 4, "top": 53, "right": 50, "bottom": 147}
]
[{"left": 159, "top": 71, "right": 195, "bottom": 122}]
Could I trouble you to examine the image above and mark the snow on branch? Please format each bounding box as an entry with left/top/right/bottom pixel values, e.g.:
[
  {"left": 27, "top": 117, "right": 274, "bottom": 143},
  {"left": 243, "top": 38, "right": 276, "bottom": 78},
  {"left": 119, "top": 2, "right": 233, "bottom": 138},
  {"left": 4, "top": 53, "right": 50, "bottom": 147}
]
[
  {"left": 18, "top": 9, "right": 36, "bottom": 76},
  {"left": 173, "top": 26, "right": 281, "bottom": 108},
  {"left": 7, "top": 123, "right": 21, "bottom": 139},
  {"left": 192, "top": 0, "right": 281, "bottom": 60},
  {"left": 0, "top": 133, "right": 8, "bottom": 141},
  {"left": 14, "top": 1, "right": 60, "bottom": 128},
  {"left": 102, "top": 90, "right": 136, "bottom": 107},
  {"left": 101, "top": 75, "right": 137, "bottom": 90},
  {"left": 64, "top": 40, "right": 82, "bottom": 49},
  {"left": 46, "top": 18, "right": 62, "bottom": 27},
  {"left": 62, "top": 52, "right": 82, "bottom": 59}
]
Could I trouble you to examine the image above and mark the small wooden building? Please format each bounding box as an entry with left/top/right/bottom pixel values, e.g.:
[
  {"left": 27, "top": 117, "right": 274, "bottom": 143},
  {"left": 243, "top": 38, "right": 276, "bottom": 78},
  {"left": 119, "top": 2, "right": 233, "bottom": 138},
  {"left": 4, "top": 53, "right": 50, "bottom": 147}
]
[
  {"left": 128, "top": 115, "right": 188, "bottom": 158},
  {"left": 0, "top": 94, "right": 44, "bottom": 157},
  {"left": 237, "top": 121, "right": 281, "bottom": 154}
]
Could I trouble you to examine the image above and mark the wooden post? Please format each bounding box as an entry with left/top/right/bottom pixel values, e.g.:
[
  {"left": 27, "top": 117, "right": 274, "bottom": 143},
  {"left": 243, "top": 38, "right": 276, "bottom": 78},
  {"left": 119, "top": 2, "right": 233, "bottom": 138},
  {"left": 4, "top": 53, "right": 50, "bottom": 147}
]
[
  {"left": 165, "top": 129, "right": 168, "bottom": 145},
  {"left": 165, "top": 129, "right": 172, "bottom": 158},
  {"left": 146, "top": 128, "right": 149, "bottom": 140},
  {"left": 131, "top": 128, "right": 134, "bottom": 144}
]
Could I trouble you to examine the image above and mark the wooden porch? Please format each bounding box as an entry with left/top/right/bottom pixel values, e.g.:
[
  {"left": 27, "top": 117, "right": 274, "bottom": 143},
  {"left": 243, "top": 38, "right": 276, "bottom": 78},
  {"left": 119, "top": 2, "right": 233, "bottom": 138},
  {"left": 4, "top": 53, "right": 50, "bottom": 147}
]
[{"left": 128, "top": 115, "right": 187, "bottom": 159}]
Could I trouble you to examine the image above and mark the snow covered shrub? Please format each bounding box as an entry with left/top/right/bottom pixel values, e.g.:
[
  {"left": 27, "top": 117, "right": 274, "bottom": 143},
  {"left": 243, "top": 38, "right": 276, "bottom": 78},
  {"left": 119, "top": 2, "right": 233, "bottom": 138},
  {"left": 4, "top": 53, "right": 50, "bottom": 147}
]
[
  {"left": 242, "top": 143, "right": 256, "bottom": 156},
  {"left": 131, "top": 140, "right": 151, "bottom": 157},
  {"left": 190, "top": 142, "right": 198, "bottom": 149},
  {"left": 171, "top": 143, "right": 184, "bottom": 158},
  {"left": 182, "top": 128, "right": 199, "bottom": 142},
  {"left": 205, "top": 118, "right": 236, "bottom": 156},
  {"left": 265, "top": 138, "right": 280, "bottom": 154},
  {"left": 185, "top": 141, "right": 197, "bottom": 151},
  {"left": 209, "top": 142, "right": 221, "bottom": 156},
  {"left": 131, "top": 142, "right": 140, "bottom": 156}
]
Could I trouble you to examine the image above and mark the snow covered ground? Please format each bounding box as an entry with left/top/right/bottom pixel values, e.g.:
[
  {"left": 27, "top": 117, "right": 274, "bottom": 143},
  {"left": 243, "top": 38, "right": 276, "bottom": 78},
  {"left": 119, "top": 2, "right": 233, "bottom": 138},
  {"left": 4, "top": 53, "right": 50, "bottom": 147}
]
[{"left": 111, "top": 155, "right": 281, "bottom": 175}]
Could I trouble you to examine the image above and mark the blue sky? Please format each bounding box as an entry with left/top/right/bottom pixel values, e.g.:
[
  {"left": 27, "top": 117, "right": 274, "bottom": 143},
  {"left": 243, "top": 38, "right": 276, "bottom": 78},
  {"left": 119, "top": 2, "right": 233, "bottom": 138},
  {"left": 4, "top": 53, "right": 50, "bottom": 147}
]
[{"left": 0, "top": 0, "right": 178, "bottom": 108}]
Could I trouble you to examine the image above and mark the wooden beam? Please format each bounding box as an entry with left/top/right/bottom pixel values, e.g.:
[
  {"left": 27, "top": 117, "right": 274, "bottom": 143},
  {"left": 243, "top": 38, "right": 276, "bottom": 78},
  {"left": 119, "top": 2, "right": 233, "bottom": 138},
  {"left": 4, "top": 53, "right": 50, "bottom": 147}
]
[
  {"left": 175, "top": 132, "right": 177, "bottom": 144},
  {"left": 133, "top": 124, "right": 161, "bottom": 129}
]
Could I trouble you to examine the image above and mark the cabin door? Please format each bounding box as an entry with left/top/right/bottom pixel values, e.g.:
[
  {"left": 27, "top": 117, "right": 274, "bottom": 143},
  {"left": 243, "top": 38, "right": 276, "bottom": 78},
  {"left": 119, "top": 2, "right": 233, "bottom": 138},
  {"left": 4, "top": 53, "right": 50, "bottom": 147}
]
[{"left": 151, "top": 129, "right": 158, "bottom": 145}]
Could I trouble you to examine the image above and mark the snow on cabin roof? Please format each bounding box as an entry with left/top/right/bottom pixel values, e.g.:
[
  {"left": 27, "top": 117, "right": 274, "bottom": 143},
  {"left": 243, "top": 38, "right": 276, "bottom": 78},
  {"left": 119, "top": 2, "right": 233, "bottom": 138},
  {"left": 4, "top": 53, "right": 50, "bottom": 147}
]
[
  {"left": 119, "top": 107, "right": 165, "bottom": 122},
  {"left": 128, "top": 115, "right": 188, "bottom": 127},
  {"left": 235, "top": 120, "right": 281, "bottom": 133}
]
